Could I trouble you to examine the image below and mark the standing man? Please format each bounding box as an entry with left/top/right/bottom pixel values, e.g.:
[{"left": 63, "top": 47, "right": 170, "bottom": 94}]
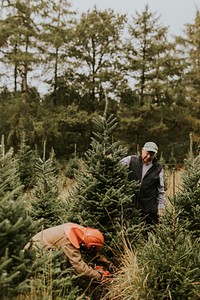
[{"left": 120, "top": 141, "right": 165, "bottom": 225}]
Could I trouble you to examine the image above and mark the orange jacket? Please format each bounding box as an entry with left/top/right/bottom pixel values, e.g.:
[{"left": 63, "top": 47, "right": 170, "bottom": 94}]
[{"left": 24, "top": 223, "right": 102, "bottom": 280}]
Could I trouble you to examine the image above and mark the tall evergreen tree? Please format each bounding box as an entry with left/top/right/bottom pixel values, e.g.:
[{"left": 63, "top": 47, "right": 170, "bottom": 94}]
[
  {"left": 67, "top": 101, "right": 141, "bottom": 251},
  {"left": 176, "top": 9, "right": 200, "bottom": 147},
  {"left": 118, "top": 5, "right": 189, "bottom": 162},
  {"left": 37, "top": 0, "right": 74, "bottom": 102},
  {"left": 68, "top": 8, "right": 127, "bottom": 110},
  {"left": 0, "top": 0, "right": 41, "bottom": 93},
  {"left": 126, "top": 5, "right": 181, "bottom": 106}
]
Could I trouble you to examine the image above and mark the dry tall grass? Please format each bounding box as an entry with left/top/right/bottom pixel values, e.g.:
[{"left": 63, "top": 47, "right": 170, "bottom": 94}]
[{"left": 103, "top": 240, "right": 146, "bottom": 300}]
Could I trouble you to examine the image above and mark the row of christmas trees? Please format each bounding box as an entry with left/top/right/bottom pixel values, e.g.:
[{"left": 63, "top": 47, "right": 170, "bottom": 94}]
[{"left": 0, "top": 107, "right": 199, "bottom": 299}]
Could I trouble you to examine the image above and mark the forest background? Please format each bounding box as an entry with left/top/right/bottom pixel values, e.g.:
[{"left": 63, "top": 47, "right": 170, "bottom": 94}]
[
  {"left": 0, "top": 0, "right": 199, "bottom": 163},
  {"left": 0, "top": 1, "right": 200, "bottom": 299}
]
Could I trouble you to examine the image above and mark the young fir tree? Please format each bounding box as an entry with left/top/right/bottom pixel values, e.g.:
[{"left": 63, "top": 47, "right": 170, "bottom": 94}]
[
  {"left": 128, "top": 153, "right": 200, "bottom": 299},
  {"left": 139, "top": 205, "right": 200, "bottom": 299},
  {"left": 67, "top": 102, "right": 141, "bottom": 251},
  {"left": 174, "top": 153, "right": 200, "bottom": 239},
  {"left": 108, "top": 211, "right": 200, "bottom": 300},
  {"left": 0, "top": 146, "right": 36, "bottom": 299},
  {"left": 16, "top": 132, "right": 37, "bottom": 190},
  {"left": 30, "top": 145, "right": 65, "bottom": 228}
]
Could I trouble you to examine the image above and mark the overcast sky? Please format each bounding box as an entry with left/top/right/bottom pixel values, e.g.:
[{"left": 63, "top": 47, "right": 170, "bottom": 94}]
[{"left": 71, "top": 0, "right": 199, "bottom": 36}]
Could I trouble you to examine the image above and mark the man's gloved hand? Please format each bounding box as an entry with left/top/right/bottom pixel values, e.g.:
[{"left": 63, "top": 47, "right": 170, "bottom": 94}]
[
  {"left": 95, "top": 254, "right": 116, "bottom": 273},
  {"left": 94, "top": 265, "right": 112, "bottom": 283}
]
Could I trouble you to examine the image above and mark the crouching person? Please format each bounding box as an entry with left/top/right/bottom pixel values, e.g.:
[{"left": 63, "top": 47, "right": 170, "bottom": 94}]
[{"left": 24, "top": 222, "right": 110, "bottom": 282}]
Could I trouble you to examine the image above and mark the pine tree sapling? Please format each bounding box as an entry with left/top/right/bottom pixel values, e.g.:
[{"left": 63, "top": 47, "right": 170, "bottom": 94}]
[
  {"left": 30, "top": 151, "right": 65, "bottom": 228},
  {"left": 67, "top": 105, "right": 141, "bottom": 255},
  {"left": 106, "top": 212, "right": 200, "bottom": 300},
  {"left": 175, "top": 154, "right": 200, "bottom": 239},
  {"left": 16, "top": 132, "right": 37, "bottom": 190},
  {"left": 0, "top": 148, "right": 36, "bottom": 299}
]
